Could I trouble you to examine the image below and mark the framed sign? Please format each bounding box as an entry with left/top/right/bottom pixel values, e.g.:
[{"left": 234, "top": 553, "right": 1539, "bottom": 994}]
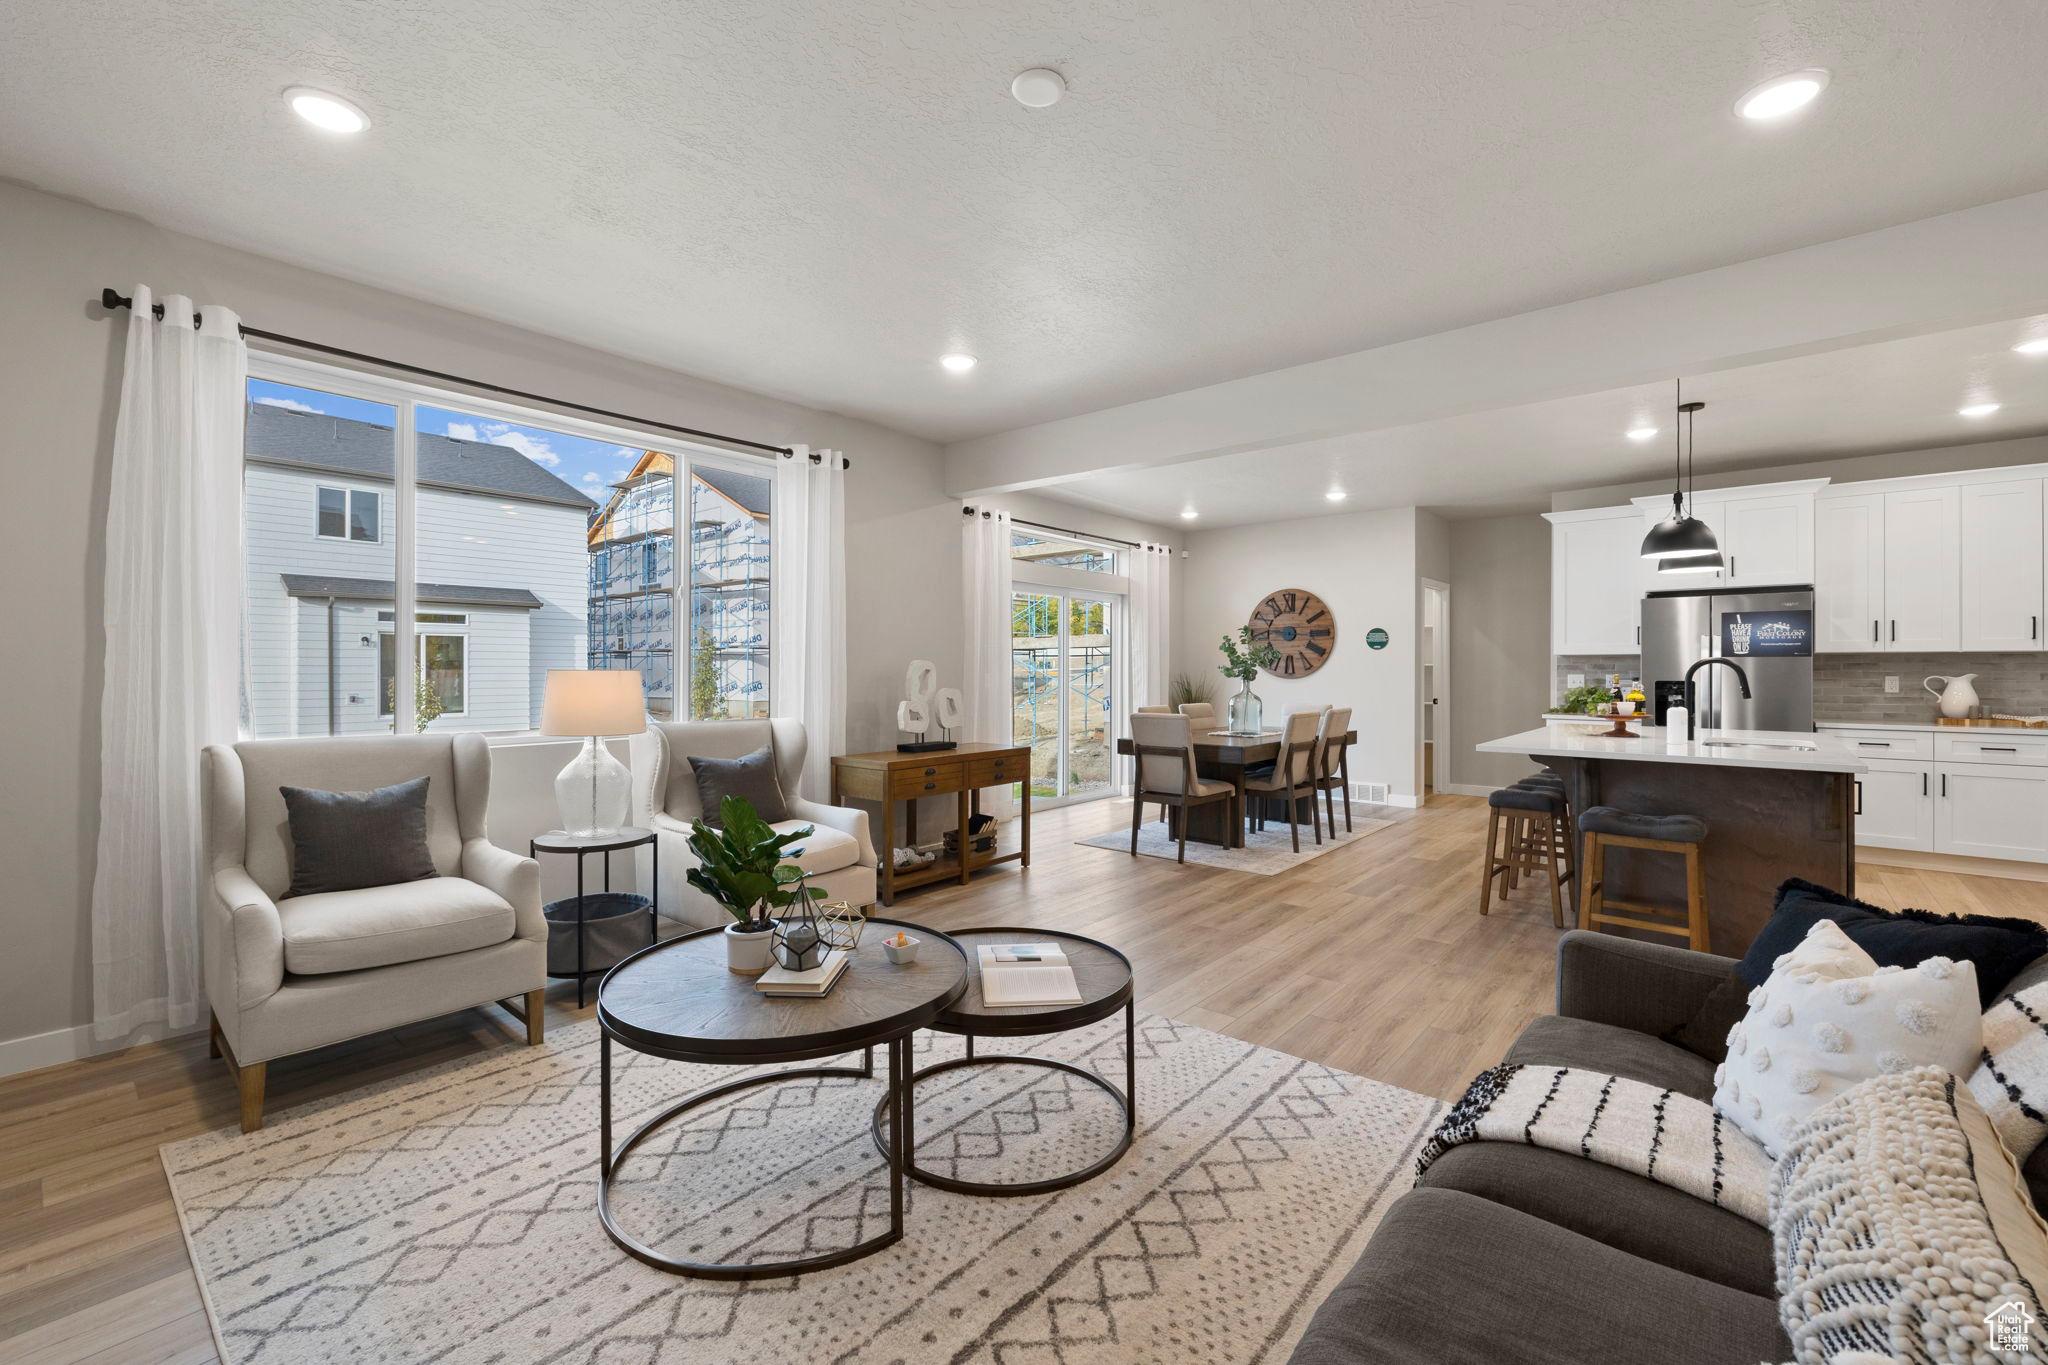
[
  {"left": 1720, "top": 610, "right": 1812, "bottom": 658},
  {"left": 1365, "top": 628, "right": 1389, "bottom": 650}
]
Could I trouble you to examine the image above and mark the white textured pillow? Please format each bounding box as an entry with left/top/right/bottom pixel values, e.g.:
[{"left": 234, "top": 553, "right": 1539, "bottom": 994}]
[
  {"left": 1969, "top": 979, "right": 2048, "bottom": 1161},
  {"left": 1714, "top": 919, "right": 1982, "bottom": 1158}
]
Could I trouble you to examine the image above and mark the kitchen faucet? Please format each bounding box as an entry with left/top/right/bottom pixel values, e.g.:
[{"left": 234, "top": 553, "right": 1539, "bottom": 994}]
[{"left": 1681, "top": 658, "right": 1752, "bottom": 740}]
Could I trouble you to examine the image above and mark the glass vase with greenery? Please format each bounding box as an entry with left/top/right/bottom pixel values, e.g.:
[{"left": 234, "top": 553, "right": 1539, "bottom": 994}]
[
  {"left": 1217, "top": 626, "right": 1282, "bottom": 734},
  {"left": 684, "top": 796, "right": 827, "bottom": 934}
]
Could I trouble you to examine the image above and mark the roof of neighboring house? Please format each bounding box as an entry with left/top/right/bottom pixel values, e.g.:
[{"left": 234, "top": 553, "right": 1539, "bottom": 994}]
[
  {"left": 693, "top": 464, "right": 771, "bottom": 517},
  {"left": 246, "top": 403, "right": 598, "bottom": 510},
  {"left": 586, "top": 449, "right": 772, "bottom": 547},
  {"left": 280, "top": 574, "right": 544, "bottom": 610}
]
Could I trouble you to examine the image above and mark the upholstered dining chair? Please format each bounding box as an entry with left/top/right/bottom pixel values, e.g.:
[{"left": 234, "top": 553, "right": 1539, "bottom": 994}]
[
  {"left": 1129, "top": 712, "right": 1238, "bottom": 864},
  {"left": 1176, "top": 702, "right": 1217, "bottom": 730},
  {"left": 1243, "top": 709, "right": 1324, "bottom": 851},
  {"left": 1136, "top": 705, "right": 1173, "bottom": 712},
  {"left": 202, "top": 732, "right": 547, "bottom": 1132},
  {"left": 630, "top": 718, "right": 877, "bottom": 929},
  {"left": 1313, "top": 705, "right": 1355, "bottom": 833}
]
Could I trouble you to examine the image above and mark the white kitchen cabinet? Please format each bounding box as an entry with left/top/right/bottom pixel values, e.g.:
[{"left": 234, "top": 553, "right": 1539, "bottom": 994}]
[
  {"left": 1719, "top": 487, "right": 1817, "bottom": 587},
  {"left": 1854, "top": 759, "right": 1934, "bottom": 852},
  {"left": 1883, "top": 484, "right": 1961, "bottom": 652},
  {"left": 1545, "top": 507, "right": 1647, "bottom": 654},
  {"left": 1936, "top": 761, "right": 2048, "bottom": 862},
  {"left": 1814, "top": 493, "right": 1885, "bottom": 651},
  {"left": 1960, "top": 479, "right": 2045, "bottom": 651}
]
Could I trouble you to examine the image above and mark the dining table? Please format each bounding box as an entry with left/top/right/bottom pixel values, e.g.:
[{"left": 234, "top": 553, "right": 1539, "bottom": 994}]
[{"left": 1112, "top": 728, "right": 1357, "bottom": 847}]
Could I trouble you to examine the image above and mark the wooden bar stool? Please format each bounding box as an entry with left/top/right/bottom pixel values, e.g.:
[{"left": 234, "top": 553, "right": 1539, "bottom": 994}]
[
  {"left": 1515, "top": 773, "right": 1572, "bottom": 881},
  {"left": 1479, "top": 785, "right": 1572, "bottom": 927},
  {"left": 1577, "top": 806, "right": 1711, "bottom": 952}
]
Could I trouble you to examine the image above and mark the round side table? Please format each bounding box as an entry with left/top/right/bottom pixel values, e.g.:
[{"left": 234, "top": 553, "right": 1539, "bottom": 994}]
[
  {"left": 529, "top": 827, "right": 655, "bottom": 1007},
  {"left": 594, "top": 918, "right": 968, "bottom": 1279},
  {"left": 872, "top": 927, "right": 1134, "bottom": 1197}
]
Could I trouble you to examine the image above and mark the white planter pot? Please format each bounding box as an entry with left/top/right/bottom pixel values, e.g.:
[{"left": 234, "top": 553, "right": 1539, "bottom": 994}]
[{"left": 725, "top": 920, "right": 778, "bottom": 975}]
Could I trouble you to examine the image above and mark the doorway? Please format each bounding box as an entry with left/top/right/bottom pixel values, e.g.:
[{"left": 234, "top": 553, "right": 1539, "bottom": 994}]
[
  {"left": 1421, "top": 580, "right": 1451, "bottom": 801},
  {"left": 1011, "top": 588, "right": 1119, "bottom": 808}
]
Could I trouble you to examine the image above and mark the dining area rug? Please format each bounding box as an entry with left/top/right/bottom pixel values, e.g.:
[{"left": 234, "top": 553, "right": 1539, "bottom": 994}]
[
  {"left": 1079, "top": 811, "right": 1396, "bottom": 873},
  {"left": 162, "top": 1012, "right": 1440, "bottom": 1364}
]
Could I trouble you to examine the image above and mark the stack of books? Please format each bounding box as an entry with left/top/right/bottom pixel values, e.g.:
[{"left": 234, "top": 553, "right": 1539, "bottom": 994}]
[
  {"left": 755, "top": 950, "right": 849, "bottom": 998},
  {"left": 977, "top": 942, "right": 1083, "bottom": 1007}
]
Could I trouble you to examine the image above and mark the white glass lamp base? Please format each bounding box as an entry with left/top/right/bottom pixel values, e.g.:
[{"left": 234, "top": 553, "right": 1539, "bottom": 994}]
[{"left": 556, "top": 735, "right": 631, "bottom": 837}]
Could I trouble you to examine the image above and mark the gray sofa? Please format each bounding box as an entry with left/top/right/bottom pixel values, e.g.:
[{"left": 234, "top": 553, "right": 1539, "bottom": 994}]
[{"left": 1290, "top": 930, "right": 2048, "bottom": 1364}]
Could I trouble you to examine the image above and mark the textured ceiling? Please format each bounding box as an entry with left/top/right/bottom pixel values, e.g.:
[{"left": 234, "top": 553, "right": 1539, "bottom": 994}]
[
  {"left": 1032, "top": 315, "right": 2048, "bottom": 525},
  {"left": 3, "top": 1, "right": 2047, "bottom": 441}
]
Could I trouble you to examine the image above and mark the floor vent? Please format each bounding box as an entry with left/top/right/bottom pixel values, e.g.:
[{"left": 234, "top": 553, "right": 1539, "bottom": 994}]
[{"left": 1354, "top": 782, "right": 1390, "bottom": 804}]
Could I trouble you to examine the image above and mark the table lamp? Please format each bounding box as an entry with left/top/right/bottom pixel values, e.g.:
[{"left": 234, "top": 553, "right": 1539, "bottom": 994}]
[{"left": 541, "top": 670, "right": 646, "bottom": 837}]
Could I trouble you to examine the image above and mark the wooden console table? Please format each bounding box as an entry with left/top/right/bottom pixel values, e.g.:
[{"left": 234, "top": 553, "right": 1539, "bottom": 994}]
[{"left": 830, "top": 743, "right": 1031, "bottom": 905}]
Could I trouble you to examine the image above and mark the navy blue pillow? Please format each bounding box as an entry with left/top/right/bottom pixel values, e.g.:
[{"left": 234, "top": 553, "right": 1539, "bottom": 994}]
[{"left": 1737, "top": 879, "right": 2047, "bottom": 1007}]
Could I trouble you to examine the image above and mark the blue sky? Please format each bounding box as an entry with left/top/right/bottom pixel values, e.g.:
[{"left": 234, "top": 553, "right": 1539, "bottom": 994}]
[{"left": 249, "top": 378, "right": 646, "bottom": 508}]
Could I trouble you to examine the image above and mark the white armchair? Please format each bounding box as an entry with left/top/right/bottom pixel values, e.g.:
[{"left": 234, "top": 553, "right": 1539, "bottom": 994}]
[
  {"left": 630, "top": 718, "right": 878, "bottom": 929},
  {"left": 201, "top": 732, "right": 546, "bottom": 1131}
]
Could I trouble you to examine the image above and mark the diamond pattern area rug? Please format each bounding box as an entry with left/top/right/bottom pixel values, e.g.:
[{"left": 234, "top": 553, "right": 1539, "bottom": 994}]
[
  {"left": 163, "top": 1013, "right": 1441, "bottom": 1365},
  {"left": 1079, "top": 814, "right": 1396, "bottom": 873}
]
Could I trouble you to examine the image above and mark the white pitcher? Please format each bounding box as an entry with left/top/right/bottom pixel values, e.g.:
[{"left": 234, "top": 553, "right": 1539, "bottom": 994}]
[{"left": 1924, "top": 673, "right": 1981, "bottom": 719}]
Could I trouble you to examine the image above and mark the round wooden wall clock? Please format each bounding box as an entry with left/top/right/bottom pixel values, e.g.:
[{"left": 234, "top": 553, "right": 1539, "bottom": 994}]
[{"left": 1248, "top": 589, "right": 1336, "bottom": 678}]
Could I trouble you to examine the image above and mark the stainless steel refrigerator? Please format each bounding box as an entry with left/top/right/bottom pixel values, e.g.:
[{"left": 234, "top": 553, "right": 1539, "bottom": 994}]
[{"left": 1641, "top": 586, "right": 1815, "bottom": 733}]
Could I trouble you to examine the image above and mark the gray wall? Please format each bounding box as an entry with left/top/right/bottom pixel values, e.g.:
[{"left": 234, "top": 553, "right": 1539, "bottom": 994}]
[
  {"left": 1447, "top": 514, "right": 1552, "bottom": 789},
  {"left": 0, "top": 179, "right": 960, "bottom": 1063}
]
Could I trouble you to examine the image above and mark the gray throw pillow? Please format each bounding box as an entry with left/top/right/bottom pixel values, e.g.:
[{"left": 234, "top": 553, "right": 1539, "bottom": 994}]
[
  {"left": 281, "top": 777, "right": 438, "bottom": 897},
  {"left": 690, "top": 745, "right": 788, "bottom": 827}
]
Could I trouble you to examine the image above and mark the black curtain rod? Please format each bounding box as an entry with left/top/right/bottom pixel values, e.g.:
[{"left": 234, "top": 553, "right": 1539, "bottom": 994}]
[
  {"left": 92, "top": 288, "right": 841, "bottom": 466},
  {"left": 961, "top": 505, "right": 1152, "bottom": 551}
]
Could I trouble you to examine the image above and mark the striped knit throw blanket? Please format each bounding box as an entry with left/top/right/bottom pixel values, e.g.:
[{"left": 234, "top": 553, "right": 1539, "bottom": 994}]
[{"left": 1419, "top": 1062, "right": 1776, "bottom": 1224}]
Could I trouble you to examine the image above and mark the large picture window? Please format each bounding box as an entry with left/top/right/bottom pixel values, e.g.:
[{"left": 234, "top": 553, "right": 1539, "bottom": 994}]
[{"left": 242, "top": 364, "right": 773, "bottom": 737}]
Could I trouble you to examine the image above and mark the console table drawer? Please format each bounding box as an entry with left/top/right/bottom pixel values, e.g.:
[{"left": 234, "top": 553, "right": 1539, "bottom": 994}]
[
  {"left": 891, "top": 762, "right": 966, "bottom": 799},
  {"left": 967, "top": 753, "right": 1025, "bottom": 788}
]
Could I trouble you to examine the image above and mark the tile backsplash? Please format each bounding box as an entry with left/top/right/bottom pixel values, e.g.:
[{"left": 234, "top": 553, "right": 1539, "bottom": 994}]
[
  {"left": 1553, "top": 654, "right": 1641, "bottom": 703},
  {"left": 1814, "top": 654, "right": 2048, "bottom": 723}
]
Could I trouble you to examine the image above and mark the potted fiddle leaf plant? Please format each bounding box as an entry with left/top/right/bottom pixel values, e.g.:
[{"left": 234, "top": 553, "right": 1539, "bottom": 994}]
[{"left": 685, "top": 795, "right": 828, "bottom": 974}]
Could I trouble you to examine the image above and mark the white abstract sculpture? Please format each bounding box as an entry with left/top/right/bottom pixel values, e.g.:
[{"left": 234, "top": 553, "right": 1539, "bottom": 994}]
[{"left": 897, "top": 660, "right": 963, "bottom": 750}]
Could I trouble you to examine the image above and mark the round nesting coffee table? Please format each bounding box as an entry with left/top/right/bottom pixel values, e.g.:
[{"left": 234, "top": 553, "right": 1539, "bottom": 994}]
[
  {"left": 872, "top": 927, "right": 1134, "bottom": 1197},
  {"left": 594, "top": 918, "right": 967, "bottom": 1279}
]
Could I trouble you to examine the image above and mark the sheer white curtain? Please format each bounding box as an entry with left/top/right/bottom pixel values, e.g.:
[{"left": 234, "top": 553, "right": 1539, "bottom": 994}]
[
  {"left": 92, "top": 287, "right": 247, "bottom": 1042},
  {"left": 961, "top": 506, "right": 1017, "bottom": 817},
  {"left": 771, "top": 445, "right": 846, "bottom": 802},
  {"left": 1127, "top": 541, "right": 1174, "bottom": 708}
]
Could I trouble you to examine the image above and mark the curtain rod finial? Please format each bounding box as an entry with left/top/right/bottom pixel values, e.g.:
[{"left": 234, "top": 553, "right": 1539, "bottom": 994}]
[{"left": 99, "top": 287, "right": 130, "bottom": 311}]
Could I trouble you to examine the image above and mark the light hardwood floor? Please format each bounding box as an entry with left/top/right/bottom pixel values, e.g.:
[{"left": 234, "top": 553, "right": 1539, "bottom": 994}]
[{"left": 9, "top": 792, "right": 2048, "bottom": 1363}]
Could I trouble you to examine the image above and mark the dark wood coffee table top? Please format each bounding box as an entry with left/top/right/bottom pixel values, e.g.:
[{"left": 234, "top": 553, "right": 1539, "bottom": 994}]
[
  {"left": 597, "top": 918, "right": 968, "bottom": 1064},
  {"left": 932, "top": 928, "right": 1133, "bottom": 1036}
]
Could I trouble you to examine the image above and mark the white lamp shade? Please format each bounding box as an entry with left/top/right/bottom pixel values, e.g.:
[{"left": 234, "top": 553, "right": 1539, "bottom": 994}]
[{"left": 541, "top": 670, "right": 646, "bottom": 736}]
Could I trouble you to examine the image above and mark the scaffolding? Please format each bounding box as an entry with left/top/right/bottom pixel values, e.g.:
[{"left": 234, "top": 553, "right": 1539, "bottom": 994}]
[
  {"left": 1009, "top": 593, "right": 1113, "bottom": 793},
  {"left": 586, "top": 453, "right": 770, "bottom": 719}
]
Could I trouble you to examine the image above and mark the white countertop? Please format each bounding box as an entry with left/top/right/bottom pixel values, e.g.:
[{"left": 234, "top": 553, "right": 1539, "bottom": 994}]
[
  {"left": 1481, "top": 725, "right": 1865, "bottom": 773},
  {"left": 1816, "top": 719, "right": 2048, "bottom": 735}
]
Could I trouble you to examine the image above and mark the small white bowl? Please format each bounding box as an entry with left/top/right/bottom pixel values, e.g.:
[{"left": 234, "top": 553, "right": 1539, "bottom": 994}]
[{"left": 882, "top": 936, "right": 921, "bottom": 965}]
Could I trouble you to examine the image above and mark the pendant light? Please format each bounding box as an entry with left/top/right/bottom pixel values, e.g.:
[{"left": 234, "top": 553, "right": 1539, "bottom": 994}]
[
  {"left": 1655, "top": 396, "right": 1724, "bottom": 573},
  {"left": 1639, "top": 379, "right": 1721, "bottom": 564}
]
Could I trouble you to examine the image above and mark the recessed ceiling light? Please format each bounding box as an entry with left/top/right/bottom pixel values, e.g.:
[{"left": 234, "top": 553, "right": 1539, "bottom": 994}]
[
  {"left": 1960, "top": 402, "right": 2002, "bottom": 418},
  {"left": 1011, "top": 68, "right": 1066, "bottom": 108},
  {"left": 1179, "top": 509, "right": 1199, "bottom": 520},
  {"left": 2015, "top": 338, "right": 2048, "bottom": 356},
  {"left": 284, "top": 86, "right": 370, "bottom": 134},
  {"left": 1735, "top": 70, "right": 1829, "bottom": 121},
  {"left": 1325, "top": 489, "right": 1347, "bottom": 502},
  {"left": 1626, "top": 425, "right": 1659, "bottom": 441},
  {"left": 939, "top": 353, "right": 977, "bottom": 373}
]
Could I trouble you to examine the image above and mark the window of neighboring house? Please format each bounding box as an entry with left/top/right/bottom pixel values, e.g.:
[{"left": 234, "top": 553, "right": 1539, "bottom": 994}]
[
  {"left": 378, "top": 616, "right": 468, "bottom": 720},
  {"left": 243, "top": 366, "right": 774, "bottom": 738},
  {"left": 317, "top": 486, "right": 380, "bottom": 541}
]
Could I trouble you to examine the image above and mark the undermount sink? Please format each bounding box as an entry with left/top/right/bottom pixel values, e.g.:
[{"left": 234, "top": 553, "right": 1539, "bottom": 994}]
[{"left": 1700, "top": 739, "right": 1817, "bottom": 752}]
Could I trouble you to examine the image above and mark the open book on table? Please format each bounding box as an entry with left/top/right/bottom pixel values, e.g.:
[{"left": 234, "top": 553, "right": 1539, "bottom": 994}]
[{"left": 976, "top": 942, "right": 1083, "bottom": 1007}]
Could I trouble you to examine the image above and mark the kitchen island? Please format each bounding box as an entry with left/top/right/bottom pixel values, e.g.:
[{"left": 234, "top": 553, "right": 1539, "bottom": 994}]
[{"left": 1477, "top": 725, "right": 1867, "bottom": 956}]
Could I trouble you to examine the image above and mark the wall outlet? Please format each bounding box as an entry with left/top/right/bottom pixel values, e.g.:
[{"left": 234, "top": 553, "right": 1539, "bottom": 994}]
[
  {"left": 1885, "top": 675, "right": 1900, "bottom": 693},
  {"left": 1566, "top": 673, "right": 1586, "bottom": 689}
]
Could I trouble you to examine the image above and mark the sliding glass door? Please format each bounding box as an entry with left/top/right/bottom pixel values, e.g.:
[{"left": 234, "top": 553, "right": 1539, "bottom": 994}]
[{"left": 1011, "top": 588, "right": 1118, "bottom": 806}]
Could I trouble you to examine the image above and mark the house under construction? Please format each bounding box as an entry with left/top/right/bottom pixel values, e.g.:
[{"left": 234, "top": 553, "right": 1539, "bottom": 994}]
[{"left": 586, "top": 452, "right": 771, "bottom": 720}]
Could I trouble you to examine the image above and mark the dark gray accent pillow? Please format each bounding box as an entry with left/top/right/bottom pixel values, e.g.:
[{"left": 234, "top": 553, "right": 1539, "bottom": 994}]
[
  {"left": 690, "top": 745, "right": 787, "bottom": 827},
  {"left": 281, "top": 777, "right": 438, "bottom": 897}
]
